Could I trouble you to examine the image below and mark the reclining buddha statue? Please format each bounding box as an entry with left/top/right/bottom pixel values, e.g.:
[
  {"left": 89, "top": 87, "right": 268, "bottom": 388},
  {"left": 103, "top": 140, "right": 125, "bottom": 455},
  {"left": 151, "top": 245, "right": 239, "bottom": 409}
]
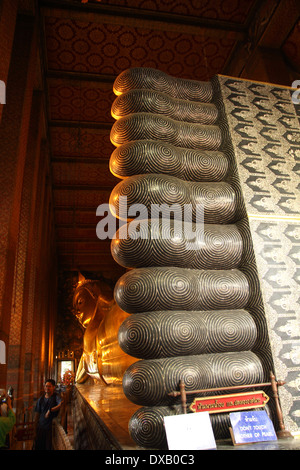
[{"left": 73, "top": 273, "right": 135, "bottom": 384}]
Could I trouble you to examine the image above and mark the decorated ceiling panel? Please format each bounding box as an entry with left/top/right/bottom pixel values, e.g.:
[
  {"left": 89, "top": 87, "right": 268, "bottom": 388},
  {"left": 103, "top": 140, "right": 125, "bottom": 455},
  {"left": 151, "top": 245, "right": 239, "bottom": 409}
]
[
  {"left": 39, "top": 0, "right": 299, "bottom": 275},
  {"left": 75, "top": 0, "right": 255, "bottom": 23},
  {"left": 48, "top": 78, "right": 115, "bottom": 122},
  {"left": 53, "top": 188, "right": 112, "bottom": 208},
  {"left": 54, "top": 209, "right": 99, "bottom": 226},
  {"left": 50, "top": 127, "right": 113, "bottom": 158},
  {"left": 52, "top": 161, "right": 118, "bottom": 186},
  {"left": 44, "top": 16, "right": 236, "bottom": 80},
  {"left": 56, "top": 227, "right": 99, "bottom": 240}
]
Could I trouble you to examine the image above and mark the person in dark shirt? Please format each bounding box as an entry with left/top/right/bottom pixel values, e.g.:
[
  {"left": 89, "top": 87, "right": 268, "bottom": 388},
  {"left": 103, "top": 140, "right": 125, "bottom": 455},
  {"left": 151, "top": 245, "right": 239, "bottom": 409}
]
[{"left": 33, "top": 379, "right": 61, "bottom": 450}]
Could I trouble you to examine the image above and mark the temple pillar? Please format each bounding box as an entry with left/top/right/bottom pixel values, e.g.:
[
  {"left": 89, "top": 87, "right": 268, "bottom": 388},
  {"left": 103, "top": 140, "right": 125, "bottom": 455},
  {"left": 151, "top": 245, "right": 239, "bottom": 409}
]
[
  {"left": 0, "top": 14, "right": 38, "bottom": 390},
  {"left": 0, "top": 0, "right": 18, "bottom": 123},
  {"left": 0, "top": 12, "right": 57, "bottom": 411},
  {"left": 16, "top": 92, "right": 46, "bottom": 409}
]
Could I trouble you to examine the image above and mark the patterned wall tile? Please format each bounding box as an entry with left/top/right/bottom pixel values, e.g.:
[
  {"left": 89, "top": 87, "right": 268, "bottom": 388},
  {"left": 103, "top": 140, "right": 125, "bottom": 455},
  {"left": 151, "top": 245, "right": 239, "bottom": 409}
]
[{"left": 218, "top": 75, "right": 300, "bottom": 432}]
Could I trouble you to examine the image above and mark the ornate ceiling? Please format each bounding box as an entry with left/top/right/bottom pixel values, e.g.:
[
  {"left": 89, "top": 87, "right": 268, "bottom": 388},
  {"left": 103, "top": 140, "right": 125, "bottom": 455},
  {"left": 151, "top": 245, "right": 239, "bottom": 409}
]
[{"left": 36, "top": 0, "right": 300, "bottom": 279}]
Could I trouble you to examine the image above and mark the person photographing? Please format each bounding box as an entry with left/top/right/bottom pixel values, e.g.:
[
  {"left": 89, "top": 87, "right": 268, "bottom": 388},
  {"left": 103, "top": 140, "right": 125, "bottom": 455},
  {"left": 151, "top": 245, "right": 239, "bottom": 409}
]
[{"left": 0, "top": 390, "right": 16, "bottom": 449}]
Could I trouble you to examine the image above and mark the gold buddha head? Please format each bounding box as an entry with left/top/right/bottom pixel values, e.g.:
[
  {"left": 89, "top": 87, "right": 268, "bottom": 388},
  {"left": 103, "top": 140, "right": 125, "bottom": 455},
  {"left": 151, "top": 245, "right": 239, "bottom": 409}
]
[{"left": 73, "top": 274, "right": 112, "bottom": 327}]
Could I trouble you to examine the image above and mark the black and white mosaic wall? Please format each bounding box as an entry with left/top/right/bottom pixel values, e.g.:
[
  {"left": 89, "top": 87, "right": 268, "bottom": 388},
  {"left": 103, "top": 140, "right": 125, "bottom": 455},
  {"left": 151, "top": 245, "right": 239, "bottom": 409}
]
[{"left": 218, "top": 75, "right": 300, "bottom": 433}]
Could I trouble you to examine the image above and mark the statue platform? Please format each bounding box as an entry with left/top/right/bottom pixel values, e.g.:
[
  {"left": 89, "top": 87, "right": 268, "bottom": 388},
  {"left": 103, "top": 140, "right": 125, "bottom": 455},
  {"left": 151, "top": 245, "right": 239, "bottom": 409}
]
[
  {"left": 74, "top": 382, "right": 141, "bottom": 450},
  {"left": 74, "top": 382, "right": 300, "bottom": 451}
]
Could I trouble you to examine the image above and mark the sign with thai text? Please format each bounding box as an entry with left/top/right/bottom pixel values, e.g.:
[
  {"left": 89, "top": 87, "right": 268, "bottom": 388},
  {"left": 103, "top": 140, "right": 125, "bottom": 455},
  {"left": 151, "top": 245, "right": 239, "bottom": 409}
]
[
  {"left": 190, "top": 391, "right": 269, "bottom": 414},
  {"left": 229, "top": 410, "right": 277, "bottom": 445}
]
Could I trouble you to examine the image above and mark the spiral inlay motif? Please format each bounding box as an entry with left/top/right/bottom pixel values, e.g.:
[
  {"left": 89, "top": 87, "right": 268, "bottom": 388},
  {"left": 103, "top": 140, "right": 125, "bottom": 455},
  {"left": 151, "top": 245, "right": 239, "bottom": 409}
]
[
  {"left": 128, "top": 405, "right": 232, "bottom": 448},
  {"left": 122, "top": 351, "right": 264, "bottom": 406},
  {"left": 119, "top": 309, "right": 257, "bottom": 359},
  {"left": 111, "top": 221, "right": 243, "bottom": 270},
  {"left": 113, "top": 67, "right": 213, "bottom": 102},
  {"left": 112, "top": 89, "right": 218, "bottom": 124},
  {"left": 109, "top": 174, "right": 236, "bottom": 224},
  {"left": 114, "top": 267, "right": 249, "bottom": 313},
  {"left": 110, "top": 113, "right": 222, "bottom": 150},
  {"left": 110, "top": 140, "right": 229, "bottom": 181}
]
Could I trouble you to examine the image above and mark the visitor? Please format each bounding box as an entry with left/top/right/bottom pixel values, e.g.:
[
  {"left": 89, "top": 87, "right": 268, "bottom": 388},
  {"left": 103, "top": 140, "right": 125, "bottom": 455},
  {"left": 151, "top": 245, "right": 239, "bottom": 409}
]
[
  {"left": 0, "top": 390, "right": 16, "bottom": 449},
  {"left": 33, "top": 379, "right": 62, "bottom": 450}
]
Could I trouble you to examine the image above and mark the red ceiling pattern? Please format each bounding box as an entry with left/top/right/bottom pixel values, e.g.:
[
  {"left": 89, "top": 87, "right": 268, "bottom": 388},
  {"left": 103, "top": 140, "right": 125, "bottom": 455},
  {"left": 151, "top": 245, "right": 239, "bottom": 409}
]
[
  {"left": 55, "top": 209, "right": 99, "bottom": 226},
  {"left": 78, "top": 0, "right": 255, "bottom": 23},
  {"left": 53, "top": 188, "right": 112, "bottom": 208},
  {"left": 45, "top": 16, "right": 236, "bottom": 80},
  {"left": 52, "top": 161, "right": 118, "bottom": 187},
  {"left": 48, "top": 78, "right": 115, "bottom": 123},
  {"left": 50, "top": 127, "right": 113, "bottom": 158},
  {"left": 41, "top": 0, "right": 299, "bottom": 274}
]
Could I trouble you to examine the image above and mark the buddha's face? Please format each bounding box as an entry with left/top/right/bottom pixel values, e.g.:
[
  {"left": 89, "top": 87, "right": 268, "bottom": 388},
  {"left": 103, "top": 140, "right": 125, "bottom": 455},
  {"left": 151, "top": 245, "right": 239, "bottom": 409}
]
[{"left": 73, "top": 287, "right": 97, "bottom": 327}]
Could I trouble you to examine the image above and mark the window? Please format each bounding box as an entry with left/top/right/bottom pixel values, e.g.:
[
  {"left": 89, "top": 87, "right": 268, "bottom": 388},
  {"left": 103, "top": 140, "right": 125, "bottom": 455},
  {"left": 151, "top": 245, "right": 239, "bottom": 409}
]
[{"left": 57, "top": 360, "right": 75, "bottom": 381}]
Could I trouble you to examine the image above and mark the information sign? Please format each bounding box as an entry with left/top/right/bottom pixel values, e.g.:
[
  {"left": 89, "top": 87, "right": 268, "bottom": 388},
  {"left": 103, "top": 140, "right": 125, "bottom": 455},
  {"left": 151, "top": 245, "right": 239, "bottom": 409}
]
[
  {"left": 229, "top": 410, "right": 277, "bottom": 445},
  {"left": 190, "top": 390, "right": 269, "bottom": 414},
  {"left": 164, "top": 412, "right": 216, "bottom": 450}
]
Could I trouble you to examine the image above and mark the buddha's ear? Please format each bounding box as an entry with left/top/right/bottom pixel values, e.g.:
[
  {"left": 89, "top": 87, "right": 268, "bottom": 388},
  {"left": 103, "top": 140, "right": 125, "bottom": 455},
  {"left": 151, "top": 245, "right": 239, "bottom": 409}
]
[{"left": 78, "top": 272, "right": 86, "bottom": 284}]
